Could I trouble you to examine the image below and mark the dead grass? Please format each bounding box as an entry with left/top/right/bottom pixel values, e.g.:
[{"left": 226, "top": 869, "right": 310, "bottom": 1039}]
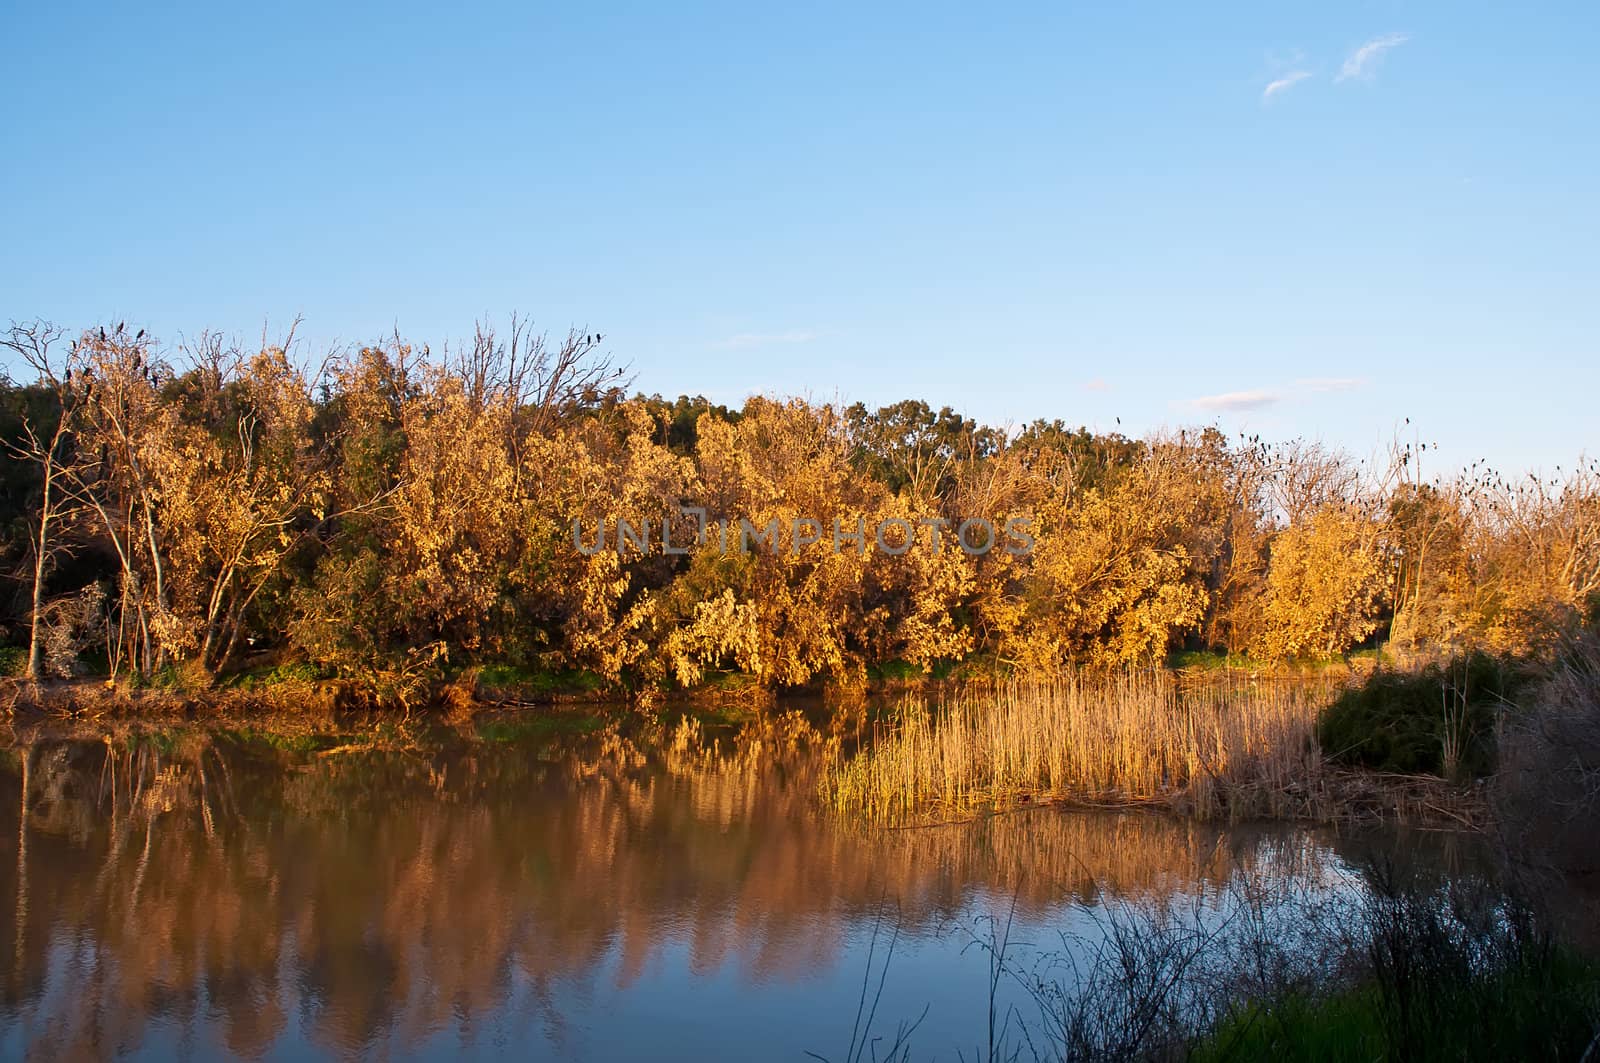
[
  {"left": 1, "top": 674, "right": 345, "bottom": 724},
  {"left": 825, "top": 670, "right": 1400, "bottom": 823}
]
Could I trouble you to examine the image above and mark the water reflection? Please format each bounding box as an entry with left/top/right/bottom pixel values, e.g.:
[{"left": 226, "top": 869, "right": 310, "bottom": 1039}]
[{"left": 0, "top": 713, "right": 1481, "bottom": 1060}]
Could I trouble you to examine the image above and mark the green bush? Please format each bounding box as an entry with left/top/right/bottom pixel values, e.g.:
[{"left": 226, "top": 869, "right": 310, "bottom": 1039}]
[
  {"left": 867, "top": 658, "right": 925, "bottom": 682},
  {"left": 1315, "top": 653, "right": 1529, "bottom": 777},
  {"left": 474, "top": 664, "right": 605, "bottom": 695},
  {"left": 226, "top": 660, "right": 324, "bottom": 691},
  {"left": 1193, "top": 867, "right": 1600, "bottom": 1062},
  {"left": 0, "top": 645, "right": 26, "bottom": 678},
  {"left": 1195, "top": 950, "right": 1600, "bottom": 1062}
]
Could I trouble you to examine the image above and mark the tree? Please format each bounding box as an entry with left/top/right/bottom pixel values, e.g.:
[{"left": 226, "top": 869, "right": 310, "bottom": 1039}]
[
  {"left": 1251, "top": 504, "right": 1388, "bottom": 659},
  {"left": 997, "top": 438, "right": 1211, "bottom": 668},
  {"left": 1, "top": 322, "right": 89, "bottom": 679},
  {"left": 153, "top": 333, "right": 352, "bottom": 674}
]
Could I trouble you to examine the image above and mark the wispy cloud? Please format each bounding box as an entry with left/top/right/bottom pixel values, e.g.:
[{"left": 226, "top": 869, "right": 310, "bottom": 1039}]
[
  {"left": 1296, "top": 376, "right": 1369, "bottom": 393},
  {"left": 713, "top": 329, "right": 817, "bottom": 350},
  {"left": 1186, "top": 389, "right": 1281, "bottom": 412},
  {"left": 1083, "top": 377, "right": 1109, "bottom": 392},
  {"left": 1337, "top": 33, "right": 1409, "bottom": 82},
  {"left": 1181, "top": 377, "right": 1372, "bottom": 414},
  {"left": 1262, "top": 70, "right": 1311, "bottom": 101}
]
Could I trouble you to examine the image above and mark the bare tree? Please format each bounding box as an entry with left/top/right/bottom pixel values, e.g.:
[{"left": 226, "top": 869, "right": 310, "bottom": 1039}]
[
  {"left": 63, "top": 323, "right": 167, "bottom": 678},
  {"left": 520, "top": 321, "right": 629, "bottom": 437},
  {"left": 1, "top": 322, "right": 88, "bottom": 680},
  {"left": 448, "top": 316, "right": 628, "bottom": 426}
]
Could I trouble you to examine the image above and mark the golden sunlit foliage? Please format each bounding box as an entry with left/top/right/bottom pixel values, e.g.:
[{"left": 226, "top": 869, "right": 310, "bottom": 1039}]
[{"left": 2, "top": 318, "right": 1596, "bottom": 695}]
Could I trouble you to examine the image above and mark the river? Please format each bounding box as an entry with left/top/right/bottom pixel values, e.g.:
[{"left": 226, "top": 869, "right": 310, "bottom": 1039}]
[{"left": 0, "top": 709, "right": 1485, "bottom": 1061}]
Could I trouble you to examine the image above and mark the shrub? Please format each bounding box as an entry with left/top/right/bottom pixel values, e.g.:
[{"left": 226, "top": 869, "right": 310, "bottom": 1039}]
[
  {"left": 1192, "top": 871, "right": 1600, "bottom": 1062},
  {"left": 227, "top": 660, "right": 322, "bottom": 691},
  {"left": 1315, "top": 653, "right": 1529, "bottom": 777},
  {"left": 1493, "top": 628, "right": 1600, "bottom": 874}
]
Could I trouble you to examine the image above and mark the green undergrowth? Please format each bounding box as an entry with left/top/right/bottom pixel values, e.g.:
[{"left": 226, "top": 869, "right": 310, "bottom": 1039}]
[
  {"left": 865, "top": 658, "right": 962, "bottom": 682},
  {"left": 1316, "top": 652, "right": 1533, "bottom": 777},
  {"left": 473, "top": 664, "right": 608, "bottom": 697},
  {"left": 1193, "top": 948, "right": 1600, "bottom": 1062},
  {"left": 225, "top": 661, "right": 323, "bottom": 691}
]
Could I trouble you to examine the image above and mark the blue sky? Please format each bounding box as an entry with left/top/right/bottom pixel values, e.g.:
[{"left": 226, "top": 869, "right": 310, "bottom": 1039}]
[{"left": 3, "top": 1, "right": 1596, "bottom": 476}]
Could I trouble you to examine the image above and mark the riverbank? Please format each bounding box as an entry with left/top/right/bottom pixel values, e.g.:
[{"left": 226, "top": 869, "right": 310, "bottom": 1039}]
[
  {"left": 826, "top": 856, "right": 1600, "bottom": 1062},
  {"left": 823, "top": 671, "right": 1497, "bottom": 829},
  {"left": 0, "top": 660, "right": 985, "bottom": 720},
  {"left": 3, "top": 654, "right": 1503, "bottom": 825},
  {"left": 3, "top": 685, "right": 1492, "bottom": 836},
  {"left": 13, "top": 637, "right": 1598, "bottom": 840},
  {"left": 1, "top": 646, "right": 1381, "bottom": 717}
]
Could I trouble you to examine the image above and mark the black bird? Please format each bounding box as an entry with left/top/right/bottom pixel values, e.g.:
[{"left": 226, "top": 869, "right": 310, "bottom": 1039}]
[
  {"left": 136, "top": 329, "right": 145, "bottom": 340},
  {"left": 117, "top": 321, "right": 124, "bottom": 334},
  {"left": 99, "top": 327, "right": 106, "bottom": 342}
]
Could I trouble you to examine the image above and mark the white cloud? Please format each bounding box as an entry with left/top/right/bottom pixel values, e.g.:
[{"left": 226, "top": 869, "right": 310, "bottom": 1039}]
[
  {"left": 1181, "top": 378, "right": 1370, "bottom": 414},
  {"left": 1262, "top": 70, "right": 1311, "bottom": 101},
  {"left": 1337, "top": 33, "right": 1409, "bottom": 82},
  {"left": 1186, "top": 389, "right": 1281, "bottom": 412},
  {"left": 713, "top": 329, "right": 817, "bottom": 350},
  {"left": 1296, "top": 376, "right": 1369, "bottom": 393},
  {"left": 1083, "top": 377, "right": 1109, "bottom": 392}
]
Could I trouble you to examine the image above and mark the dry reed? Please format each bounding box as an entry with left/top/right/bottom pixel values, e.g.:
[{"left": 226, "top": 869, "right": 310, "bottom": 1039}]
[{"left": 825, "top": 670, "right": 1345, "bottom": 822}]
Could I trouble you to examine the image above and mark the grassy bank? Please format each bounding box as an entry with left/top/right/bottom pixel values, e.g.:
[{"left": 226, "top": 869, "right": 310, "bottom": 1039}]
[
  {"left": 0, "top": 656, "right": 982, "bottom": 720},
  {"left": 820, "top": 865, "right": 1600, "bottom": 1063},
  {"left": 1170, "top": 867, "right": 1600, "bottom": 1062},
  {"left": 1192, "top": 951, "right": 1600, "bottom": 1062}
]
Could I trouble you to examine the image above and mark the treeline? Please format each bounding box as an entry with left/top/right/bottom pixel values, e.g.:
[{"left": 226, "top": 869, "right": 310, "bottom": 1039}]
[{"left": 2, "top": 319, "right": 1597, "bottom": 698}]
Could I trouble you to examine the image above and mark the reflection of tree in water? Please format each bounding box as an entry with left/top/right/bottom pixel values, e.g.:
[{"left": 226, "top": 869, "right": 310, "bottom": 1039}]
[{"left": 0, "top": 718, "right": 1459, "bottom": 1060}]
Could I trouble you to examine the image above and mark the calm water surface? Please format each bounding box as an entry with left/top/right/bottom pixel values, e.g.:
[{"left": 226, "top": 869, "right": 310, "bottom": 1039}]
[{"left": 0, "top": 710, "right": 1480, "bottom": 1061}]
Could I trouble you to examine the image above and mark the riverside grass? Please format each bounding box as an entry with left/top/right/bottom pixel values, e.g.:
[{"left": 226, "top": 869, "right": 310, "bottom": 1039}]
[{"left": 825, "top": 670, "right": 1349, "bottom": 822}]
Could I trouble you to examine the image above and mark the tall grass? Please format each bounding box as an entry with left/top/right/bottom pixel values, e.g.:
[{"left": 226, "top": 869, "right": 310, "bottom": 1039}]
[
  {"left": 825, "top": 670, "right": 1342, "bottom": 822},
  {"left": 821, "top": 864, "right": 1600, "bottom": 1062}
]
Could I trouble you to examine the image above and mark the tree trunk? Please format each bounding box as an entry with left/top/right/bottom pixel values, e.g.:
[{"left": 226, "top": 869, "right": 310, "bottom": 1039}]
[
  {"left": 25, "top": 459, "right": 58, "bottom": 681},
  {"left": 26, "top": 510, "right": 47, "bottom": 681}
]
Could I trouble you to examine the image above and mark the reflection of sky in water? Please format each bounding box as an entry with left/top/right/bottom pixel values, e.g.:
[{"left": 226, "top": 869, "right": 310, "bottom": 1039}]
[{"left": 0, "top": 724, "right": 1481, "bottom": 1061}]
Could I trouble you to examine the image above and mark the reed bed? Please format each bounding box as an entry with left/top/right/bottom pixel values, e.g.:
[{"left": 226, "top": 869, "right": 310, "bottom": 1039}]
[{"left": 825, "top": 670, "right": 1346, "bottom": 822}]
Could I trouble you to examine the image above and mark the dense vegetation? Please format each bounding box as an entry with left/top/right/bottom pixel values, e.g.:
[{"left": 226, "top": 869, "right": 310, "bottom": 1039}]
[
  {"left": 1013, "top": 865, "right": 1600, "bottom": 1062},
  {"left": 1314, "top": 653, "right": 1530, "bottom": 778},
  {"left": 2, "top": 318, "right": 1598, "bottom": 705}
]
